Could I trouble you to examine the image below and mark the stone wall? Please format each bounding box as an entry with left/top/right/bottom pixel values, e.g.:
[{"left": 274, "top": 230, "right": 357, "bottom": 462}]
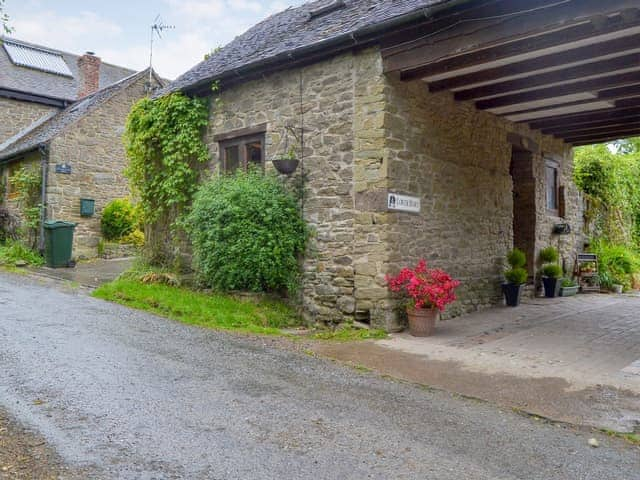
[
  {"left": 0, "top": 98, "right": 57, "bottom": 144},
  {"left": 199, "top": 46, "right": 584, "bottom": 330},
  {"left": 375, "top": 76, "right": 584, "bottom": 325},
  {"left": 46, "top": 74, "right": 152, "bottom": 258},
  {"left": 204, "top": 50, "right": 384, "bottom": 325}
]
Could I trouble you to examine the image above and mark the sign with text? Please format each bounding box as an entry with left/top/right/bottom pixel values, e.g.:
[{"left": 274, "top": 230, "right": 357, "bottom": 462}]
[
  {"left": 55, "top": 163, "right": 72, "bottom": 174},
  {"left": 387, "top": 193, "right": 420, "bottom": 213}
]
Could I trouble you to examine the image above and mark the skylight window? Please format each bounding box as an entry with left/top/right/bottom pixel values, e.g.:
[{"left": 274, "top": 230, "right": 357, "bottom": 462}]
[
  {"left": 3, "top": 40, "right": 73, "bottom": 77},
  {"left": 308, "top": 0, "right": 346, "bottom": 20}
]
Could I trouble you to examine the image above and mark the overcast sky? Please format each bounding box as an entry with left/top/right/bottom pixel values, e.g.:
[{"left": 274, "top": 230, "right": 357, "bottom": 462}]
[{"left": 5, "top": 0, "right": 306, "bottom": 80}]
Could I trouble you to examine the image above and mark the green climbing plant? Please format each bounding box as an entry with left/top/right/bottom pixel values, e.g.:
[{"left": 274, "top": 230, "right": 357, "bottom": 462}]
[
  {"left": 123, "top": 92, "right": 210, "bottom": 223},
  {"left": 8, "top": 165, "right": 42, "bottom": 248}
]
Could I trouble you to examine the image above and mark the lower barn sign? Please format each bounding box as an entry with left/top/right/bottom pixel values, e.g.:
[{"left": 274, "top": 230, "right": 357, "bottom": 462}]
[{"left": 387, "top": 193, "right": 420, "bottom": 213}]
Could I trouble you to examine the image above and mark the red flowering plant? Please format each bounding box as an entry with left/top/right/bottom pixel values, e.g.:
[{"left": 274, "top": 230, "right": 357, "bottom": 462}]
[{"left": 386, "top": 259, "right": 461, "bottom": 311}]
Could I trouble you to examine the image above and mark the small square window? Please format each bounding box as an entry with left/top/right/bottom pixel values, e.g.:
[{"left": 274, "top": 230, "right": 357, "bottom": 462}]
[{"left": 219, "top": 133, "right": 265, "bottom": 174}]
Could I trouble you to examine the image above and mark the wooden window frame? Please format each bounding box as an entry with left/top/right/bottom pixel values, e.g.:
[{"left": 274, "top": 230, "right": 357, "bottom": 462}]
[
  {"left": 215, "top": 125, "right": 267, "bottom": 174},
  {"left": 544, "top": 157, "right": 560, "bottom": 216}
]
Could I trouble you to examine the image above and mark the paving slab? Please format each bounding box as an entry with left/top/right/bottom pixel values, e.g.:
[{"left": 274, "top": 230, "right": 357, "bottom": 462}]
[
  {"left": 314, "top": 294, "right": 640, "bottom": 433},
  {"left": 28, "top": 257, "right": 133, "bottom": 287}
]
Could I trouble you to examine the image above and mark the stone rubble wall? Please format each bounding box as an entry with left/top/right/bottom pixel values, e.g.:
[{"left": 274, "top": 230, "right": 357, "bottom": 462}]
[
  {"left": 204, "top": 50, "right": 379, "bottom": 325},
  {"left": 379, "top": 76, "right": 584, "bottom": 324},
  {"left": 46, "top": 74, "right": 153, "bottom": 258},
  {"left": 0, "top": 98, "right": 58, "bottom": 144}
]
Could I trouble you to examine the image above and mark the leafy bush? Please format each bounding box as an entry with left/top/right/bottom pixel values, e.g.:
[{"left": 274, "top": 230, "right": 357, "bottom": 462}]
[
  {"left": 506, "top": 248, "right": 526, "bottom": 268},
  {"left": 590, "top": 239, "right": 640, "bottom": 290},
  {"left": 185, "top": 170, "right": 307, "bottom": 293},
  {"left": 101, "top": 198, "right": 137, "bottom": 240},
  {"left": 120, "top": 229, "right": 144, "bottom": 247},
  {"left": 539, "top": 246, "right": 559, "bottom": 263},
  {"left": 542, "top": 264, "right": 562, "bottom": 278},
  {"left": 505, "top": 267, "right": 527, "bottom": 285},
  {"left": 0, "top": 239, "right": 43, "bottom": 266}
]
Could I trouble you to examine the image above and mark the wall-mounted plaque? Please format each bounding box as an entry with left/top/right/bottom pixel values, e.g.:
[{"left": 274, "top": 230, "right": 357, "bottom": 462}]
[
  {"left": 55, "top": 163, "right": 72, "bottom": 174},
  {"left": 388, "top": 193, "right": 420, "bottom": 213}
]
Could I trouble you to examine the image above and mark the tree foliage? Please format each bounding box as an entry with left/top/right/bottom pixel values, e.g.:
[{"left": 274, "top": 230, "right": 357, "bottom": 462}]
[
  {"left": 185, "top": 170, "right": 308, "bottom": 294},
  {"left": 9, "top": 165, "right": 41, "bottom": 248},
  {"left": 123, "top": 92, "right": 210, "bottom": 223},
  {"left": 574, "top": 139, "right": 640, "bottom": 245},
  {"left": 101, "top": 198, "right": 138, "bottom": 240}
]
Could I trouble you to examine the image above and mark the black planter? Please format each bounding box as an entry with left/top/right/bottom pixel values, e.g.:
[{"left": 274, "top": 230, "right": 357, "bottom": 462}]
[
  {"left": 502, "top": 282, "right": 525, "bottom": 307},
  {"left": 272, "top": 158, "right": 299, "bottom": 174},
  {"left": 542, "top": 276, "right": 561, "bottom": 298}
]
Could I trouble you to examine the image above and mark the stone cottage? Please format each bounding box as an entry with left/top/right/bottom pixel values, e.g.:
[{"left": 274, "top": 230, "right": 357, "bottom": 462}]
[
  {"left": 0, "top": 59, "right": 164, "bottom": 257},
  {"left": 0, "top": 37, "right": 135, "bottom": 144},
  {"left": 163, "top": 0, "right": 640, "bottom": 330}
]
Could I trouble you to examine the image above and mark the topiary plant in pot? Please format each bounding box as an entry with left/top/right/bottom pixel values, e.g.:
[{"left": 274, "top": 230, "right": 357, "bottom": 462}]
[
  {"left": 541, "top": 262, "right": 563, "bottom": 298},
  {"left": 503, "top": 248, "right": 528, "bottom": 307}
]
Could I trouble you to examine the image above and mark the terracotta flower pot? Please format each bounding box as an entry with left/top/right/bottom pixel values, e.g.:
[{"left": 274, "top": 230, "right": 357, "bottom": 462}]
[{"left": 406, "top": 306, "right": 439, "bottom": 337}]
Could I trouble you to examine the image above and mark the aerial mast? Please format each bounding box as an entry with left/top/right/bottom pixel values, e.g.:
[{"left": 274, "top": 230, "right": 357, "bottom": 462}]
[{"left": 149, "top": 15, "right": 174, "bottom": 85}]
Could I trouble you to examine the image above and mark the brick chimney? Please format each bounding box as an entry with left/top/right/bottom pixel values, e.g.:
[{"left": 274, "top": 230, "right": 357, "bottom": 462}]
[{"left": 77, "top": 52, "right": 101, "bottom": 98}]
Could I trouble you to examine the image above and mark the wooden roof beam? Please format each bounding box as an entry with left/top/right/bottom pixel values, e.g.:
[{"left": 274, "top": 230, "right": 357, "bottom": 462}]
[
  {"left": 423, "top": 32, "right": 640, "bottom": 91},
  {"left": 454, "top": 53, "right": 640, "bottom": 100},
  {"left": 542, "top": 115, "right": 640, "bottom": 134},
  {"left": 527, "top": 105, "right": 640, "bottom": 129},
  {"left": 564, "top": 126, "right": 640, "bottom": 143},
  {"left": 475, "top": 72, "right": 640, "bottom": 110},
  {"left": 553, "top": 121, "right": 640, "bottom": 138}
]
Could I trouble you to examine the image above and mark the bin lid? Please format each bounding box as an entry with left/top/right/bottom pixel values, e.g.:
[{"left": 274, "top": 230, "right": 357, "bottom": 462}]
[{"left": 43, "top": 220, "right": 77, "bottom": 229}]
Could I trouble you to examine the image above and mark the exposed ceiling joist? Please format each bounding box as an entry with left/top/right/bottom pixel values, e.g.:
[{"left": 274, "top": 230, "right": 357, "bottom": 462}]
[
  {"left": 572, "top": 133, "right": 640, "bottom": 145},
  {"left": 506, "top": 97, "right": 640, "bottom": 122},
  {"left": 552, "top": 121, "right": 640, "bottom": 138},
  {"left": 542, "top": 116, "right": 640, "bottom": 134},
  {"left": 474, "top": 72, "right": 640, "bottom": 110},
  {"left": 453, "top": 53, "right": 640, "bottom": 99},
  {"left": 527, "top": 105, "right": 640, "bottom": 129},
  {"left": 566, "top": 126, "right": 640, "bottom": 143}
]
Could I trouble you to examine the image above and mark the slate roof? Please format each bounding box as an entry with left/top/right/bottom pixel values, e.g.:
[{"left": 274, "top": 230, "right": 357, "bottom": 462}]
[
  {"left": 0, "top": 69, "right": 156, "bottom": 162},
  {"left": 166, "top": 0, "right": 455, "bottom": 94},
  {"left": 0, "top": 37, "right": 136, "bottom": 101}
]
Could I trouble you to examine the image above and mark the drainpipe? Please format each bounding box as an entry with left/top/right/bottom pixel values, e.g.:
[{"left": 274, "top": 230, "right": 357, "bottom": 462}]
[{"left": 38, "top": 144, "right": 49, "bottom": 253}]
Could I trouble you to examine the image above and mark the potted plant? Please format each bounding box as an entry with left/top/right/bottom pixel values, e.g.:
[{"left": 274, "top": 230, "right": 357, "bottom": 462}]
[
  {"left": 559, "top": 278, "right": 579, "bottom": 297},
  {"left": 503, "top": 248, "right": 527, "bottom": 307},
  {"left": 272, "top": 146, "right": 299, "bottom": 174},
  {"left": 386, "top": 259, "right": 460, "bottom": 337},
  {"left": 539, "top": 246, "right": 561, "bottom": 298}
]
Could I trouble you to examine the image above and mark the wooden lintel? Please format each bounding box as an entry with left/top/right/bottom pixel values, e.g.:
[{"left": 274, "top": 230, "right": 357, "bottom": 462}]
[
  {"left": 212, "top": 123, "right": 268, "bottom": 142},
  {"left": 506, "top": 132, "right": 539, "bottom": 152}
]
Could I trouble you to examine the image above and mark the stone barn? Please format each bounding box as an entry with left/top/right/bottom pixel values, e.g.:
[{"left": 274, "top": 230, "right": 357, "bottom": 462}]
[{"left": 162, "top": 0, "right": 640, "bottom": 330}]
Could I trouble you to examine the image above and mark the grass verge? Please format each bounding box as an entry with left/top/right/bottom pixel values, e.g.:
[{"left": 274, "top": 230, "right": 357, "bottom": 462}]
[
  {"left": 93, "top": 272, "right": 388, "bottom": 341},
  {"left": 93, "top": 279, "right": 302, "bottom": 335},
  {"left": 0, "top": 240, "right": 44, "bottom": 267}
]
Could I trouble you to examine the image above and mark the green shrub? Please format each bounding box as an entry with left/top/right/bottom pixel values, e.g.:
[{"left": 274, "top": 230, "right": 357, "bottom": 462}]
[
  {"left": 506, "top": 248, "right": 526, "bottom": 268},
  {"left": 539, "top": 246, "right": 559, "bottom": 263},
  {"left": 542, "top": 264, "right": 562, "bottom": 278},
  {"left": 185, "top": 170, "right": 308, "bottom": 293},
  {"left": 561, "top": 278, "right": 578, "bottom": 288},
  {"left": 590, "top": 239, "right": 640, "bottom": 290},
  {"left": 505, "top": 267, "right": 527, "bottom": 285},
  {"left": 101, "top": 198, "right": 137, "bottom": 240}
]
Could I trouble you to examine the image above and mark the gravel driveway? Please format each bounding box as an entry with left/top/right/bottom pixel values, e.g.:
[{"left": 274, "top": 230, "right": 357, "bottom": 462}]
[{"left": 0, "top": 273, "right": 638, "bottom": 479}]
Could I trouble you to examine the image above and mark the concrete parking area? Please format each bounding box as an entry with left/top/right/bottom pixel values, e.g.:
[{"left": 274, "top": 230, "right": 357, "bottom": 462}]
[{"left": 315, "top": 293, "right": 640, "bottom": 433}]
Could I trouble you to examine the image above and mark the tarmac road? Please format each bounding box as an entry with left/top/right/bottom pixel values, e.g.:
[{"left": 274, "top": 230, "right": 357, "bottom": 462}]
[{"left": 0, "top": 273, "right": 638, "bottom": 479}]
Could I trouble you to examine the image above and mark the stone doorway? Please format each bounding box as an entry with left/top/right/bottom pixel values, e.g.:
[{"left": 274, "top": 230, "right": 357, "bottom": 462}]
[{"left": 510, "top": 148, "right": 536, "bottom": 279}]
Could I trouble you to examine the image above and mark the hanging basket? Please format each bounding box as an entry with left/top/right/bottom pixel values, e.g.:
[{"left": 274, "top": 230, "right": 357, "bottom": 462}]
[{"left": 272, "top": 158, "right": 299, "bottom": 175}]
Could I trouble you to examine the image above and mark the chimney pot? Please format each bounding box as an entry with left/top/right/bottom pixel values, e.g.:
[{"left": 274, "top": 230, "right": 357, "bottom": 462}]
[{"left": 77, "top": 52, "right": 101, "bottom": 98}]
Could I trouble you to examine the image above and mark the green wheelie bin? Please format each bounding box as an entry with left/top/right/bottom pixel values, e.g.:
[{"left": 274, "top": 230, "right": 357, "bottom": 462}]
[{"left": 43, "top": 221, "right": 76, "bottom": 268}]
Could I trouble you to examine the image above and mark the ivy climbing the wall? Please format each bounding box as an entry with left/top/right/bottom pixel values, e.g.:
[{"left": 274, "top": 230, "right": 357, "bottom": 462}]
[
  {"left": 123, "top": 92, "right": 210, "bottom": 264},
  {"left": 9, "top": 165, "right": 42, "bottom": 248}
]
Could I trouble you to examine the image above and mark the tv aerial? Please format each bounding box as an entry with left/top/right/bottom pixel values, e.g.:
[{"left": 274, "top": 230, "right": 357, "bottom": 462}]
[{"left": 149, "top": 15, "right": 174, "bottom": 83}]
